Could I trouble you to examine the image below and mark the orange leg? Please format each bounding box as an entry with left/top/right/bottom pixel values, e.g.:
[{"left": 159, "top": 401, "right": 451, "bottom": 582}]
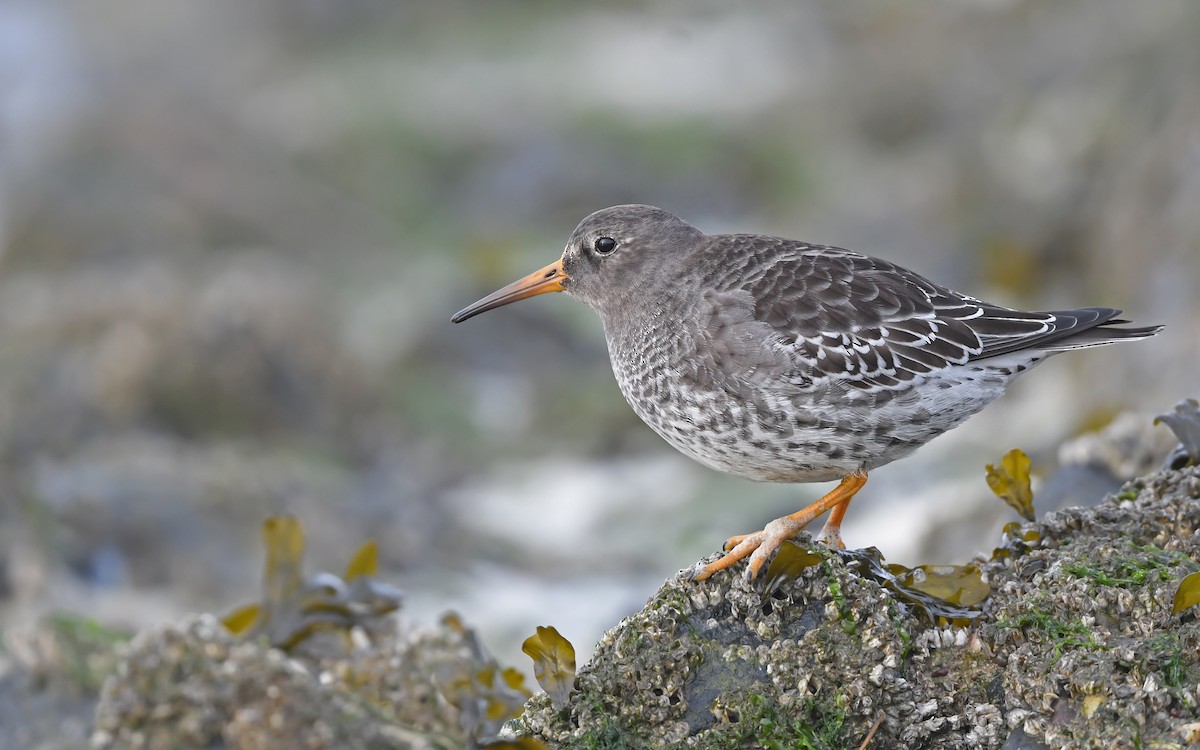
[
  {"left": 693, "top": 472, "right": 867, "bottom": 581},
  {"left": 815, "top": 493, "right": 853, "bottom": 550}
]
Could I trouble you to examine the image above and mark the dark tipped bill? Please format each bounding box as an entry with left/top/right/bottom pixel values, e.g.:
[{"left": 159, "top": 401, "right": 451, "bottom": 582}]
[{"left": 451, "top": 259, "right": 569, "bottom": 323}]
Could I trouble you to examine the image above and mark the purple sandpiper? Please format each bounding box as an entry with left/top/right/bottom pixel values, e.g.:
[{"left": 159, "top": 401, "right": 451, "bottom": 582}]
[{"left": 452, "top": 205, "right": 1162, "bottom": 579}]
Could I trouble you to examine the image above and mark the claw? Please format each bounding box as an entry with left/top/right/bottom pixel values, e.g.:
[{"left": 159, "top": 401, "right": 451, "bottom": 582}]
[{"left": 721, "top": 532, "right": 754, "bottom": 551}]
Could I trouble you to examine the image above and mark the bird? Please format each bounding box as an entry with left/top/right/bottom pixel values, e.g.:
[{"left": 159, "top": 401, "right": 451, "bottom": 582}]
[{"left": 451, "top": 205, "right": 1162, "bottom": 580}]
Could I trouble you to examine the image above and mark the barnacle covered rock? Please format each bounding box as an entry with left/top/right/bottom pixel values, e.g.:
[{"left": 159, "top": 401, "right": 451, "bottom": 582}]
[
  {"left": 92, "top": 612, "right": 538, "bottom": 750},
  {"left": 94, "top": 516, "right": 539, "bottom": 749},
  {"left": 517, "top": 466, "right": 1200, "bottom": 749}
]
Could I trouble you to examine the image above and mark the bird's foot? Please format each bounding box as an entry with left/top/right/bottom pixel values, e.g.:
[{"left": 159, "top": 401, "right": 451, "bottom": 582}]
[
  {"left": 690, "top": 472, "right": 867, "bottom": 582},
  {"left": 692, "top": 515, "right": 810, "bottom": 581},
  {"left": 814, "top": 524, "right": 846, "bottom": 550}
]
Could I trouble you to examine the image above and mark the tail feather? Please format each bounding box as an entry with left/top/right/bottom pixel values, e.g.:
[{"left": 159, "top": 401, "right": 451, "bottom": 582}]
[
  {"left": 972, "top": 306, "right": 1161, "bottom": 361},
  {"left": 1038, "top": 313, "right": 1163, "bottom": 352}
]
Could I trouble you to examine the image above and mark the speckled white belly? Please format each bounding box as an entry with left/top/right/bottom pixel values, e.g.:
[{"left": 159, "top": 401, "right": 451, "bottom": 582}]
[{"left": 610, "top": 348, "right": 1046, "bottom": 484}]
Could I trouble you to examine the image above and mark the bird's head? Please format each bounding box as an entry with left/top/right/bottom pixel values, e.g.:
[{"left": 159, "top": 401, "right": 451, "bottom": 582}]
[{"left": 450, "top": 205, "right": 704, "bottom": 324}]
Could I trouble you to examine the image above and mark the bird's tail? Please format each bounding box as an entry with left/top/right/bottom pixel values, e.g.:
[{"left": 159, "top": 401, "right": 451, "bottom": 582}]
[
  {"left": 970, "top": 306, "right": 1162, "bottom": 361},
  {"left": 1035, "top": 307, "right": 1162, "bottom": 352}
]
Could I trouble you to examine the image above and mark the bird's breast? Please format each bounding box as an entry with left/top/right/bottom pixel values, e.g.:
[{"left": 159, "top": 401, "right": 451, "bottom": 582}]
[{"left": 603, "top": 320, "right": 862, "bottom": 483}]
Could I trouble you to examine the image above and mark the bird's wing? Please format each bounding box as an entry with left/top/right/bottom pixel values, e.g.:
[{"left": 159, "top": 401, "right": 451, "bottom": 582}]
[{"left": 699, "top": 236, "right": 1068, "bottom": 393}]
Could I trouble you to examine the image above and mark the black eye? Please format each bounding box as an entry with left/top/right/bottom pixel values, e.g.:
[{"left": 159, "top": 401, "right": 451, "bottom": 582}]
[{"left": 593, "top": 237, "right": 617, "bottom": 256}]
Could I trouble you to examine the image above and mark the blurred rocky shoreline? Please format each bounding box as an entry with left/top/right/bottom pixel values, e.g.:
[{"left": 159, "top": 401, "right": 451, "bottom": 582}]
[
  {"left": 4, "top": 0, "right": 1198, "bottom": 682},
  {"left": 2, "top": 3, "right": 1199, "bottom": 748}
]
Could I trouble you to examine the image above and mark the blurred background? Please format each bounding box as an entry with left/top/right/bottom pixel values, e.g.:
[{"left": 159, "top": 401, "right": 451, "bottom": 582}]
[{"left": 0, "top": 0, "right": 1197, "bottom": 671}]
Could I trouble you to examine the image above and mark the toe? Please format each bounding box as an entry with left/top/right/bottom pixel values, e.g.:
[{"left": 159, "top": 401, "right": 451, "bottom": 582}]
[
  {"left": 743, "top": 517, "right": 811, "bottom": 579},
  {"left": 744, "top": 535, "right": 786, "bottom": 579},
  {"left": 721, "top": 532, "right": 754, "bottom": 551},
  {"left": 694, "top": 532, "right": 765, "bottom": 580}
]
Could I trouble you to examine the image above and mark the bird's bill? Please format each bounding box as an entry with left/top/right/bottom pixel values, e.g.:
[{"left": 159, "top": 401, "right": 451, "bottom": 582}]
[{"left": 450, "top": 259, "right": 569, "bottom": 323}]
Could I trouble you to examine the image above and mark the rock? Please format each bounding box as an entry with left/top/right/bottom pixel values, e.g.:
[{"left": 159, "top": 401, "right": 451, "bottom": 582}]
[
  {"left": 1036, "top": 411, "right": 1180, "bottom": 513},
  {"left": 0, "top": 615, "right": 129, "bottom": 750},
  {"left": 91, "top": 613, "right": 528, "bottom": 750},
  {"left": 517, "top": 466, "right": 1200, "bottom": 748},
  {"left": 16, "top": 468, "right": 1196, "bottom": 749}
]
